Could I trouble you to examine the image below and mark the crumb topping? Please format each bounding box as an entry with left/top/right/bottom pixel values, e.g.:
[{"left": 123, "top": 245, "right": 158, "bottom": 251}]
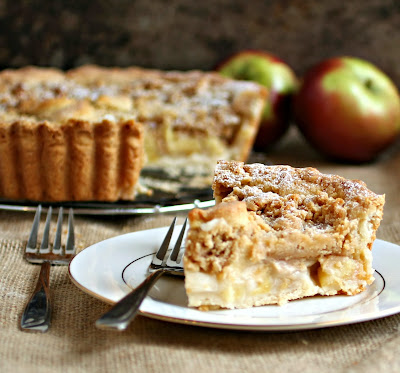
[
  {"left": 0, "top": 66, "right": 267, "bottom": 143},
  {"left": 213, "top": 160, "right": 380, "bottom": 202}
]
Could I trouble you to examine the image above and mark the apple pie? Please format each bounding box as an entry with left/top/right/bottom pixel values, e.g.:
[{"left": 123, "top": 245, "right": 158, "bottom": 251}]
[
  {"left": 184, "top": 160, "right": 385, "bottom": 309},
  {"left": 0, "top": 66, "right": 267, "bottom": 201}
]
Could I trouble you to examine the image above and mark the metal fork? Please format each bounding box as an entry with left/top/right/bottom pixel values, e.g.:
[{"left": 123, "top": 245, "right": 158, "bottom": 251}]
[
  {"left": 20, "top": 205, "right": 75, "bottom": 333},
  {"left": 95, "top": 217, "right": 187, "bottom": 331}
]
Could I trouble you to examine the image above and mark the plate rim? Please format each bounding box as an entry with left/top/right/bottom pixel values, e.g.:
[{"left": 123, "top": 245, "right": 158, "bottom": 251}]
[
  {"left": 68, "top": 230, "right": 400, "bottom": 331},
  {"left": 0, "top": 199, "right": 215, "bottom": 215}
]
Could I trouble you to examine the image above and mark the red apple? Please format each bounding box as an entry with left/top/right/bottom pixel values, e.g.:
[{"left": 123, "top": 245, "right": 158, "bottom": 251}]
[
  {"left": 216, "top": 50, "right": 298, "bottom": 151},
  {"left": 294, "top": 57, "right": 400, "bottom": 162}
]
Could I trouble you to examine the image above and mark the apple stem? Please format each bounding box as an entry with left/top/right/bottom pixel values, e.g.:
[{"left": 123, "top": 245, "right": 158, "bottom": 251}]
[{"left": 365, "top": 78, "right": 373, "bottom": 90}]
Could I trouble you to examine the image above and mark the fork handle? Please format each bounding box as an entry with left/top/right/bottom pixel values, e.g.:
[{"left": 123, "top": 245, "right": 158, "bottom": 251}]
[
  {"left": 20, "top": 261, "right": 51, "bottom": 333},
  {"left": 95, "top": 268, "right": 166, "bottom": 331}
]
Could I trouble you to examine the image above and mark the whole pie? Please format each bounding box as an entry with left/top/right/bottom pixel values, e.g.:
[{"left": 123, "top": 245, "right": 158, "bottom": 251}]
[
  {"left": 0, "top": 66, "right": 266, "bottom": 201},
  {"left": 184, "top": 160, "right": 385, "bottom": 309}
]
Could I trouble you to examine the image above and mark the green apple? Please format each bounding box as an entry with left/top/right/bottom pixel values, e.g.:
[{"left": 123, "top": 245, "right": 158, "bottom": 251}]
[
  {"left": 294, "top": 57, "right": 400, "bottom": 162},
  {"left": 216, "top": 50, "right": 298, "bottom": 151}
]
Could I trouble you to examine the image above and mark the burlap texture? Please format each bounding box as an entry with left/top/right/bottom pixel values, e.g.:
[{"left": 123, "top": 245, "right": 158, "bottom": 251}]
[{"left": 2, "top": 129, "right": 400, "bottom": 373}]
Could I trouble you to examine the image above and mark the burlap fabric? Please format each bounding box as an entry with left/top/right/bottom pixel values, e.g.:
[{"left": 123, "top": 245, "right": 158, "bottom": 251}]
[{"left": 2, "top": 129, "right": 400, "bottom": 373}]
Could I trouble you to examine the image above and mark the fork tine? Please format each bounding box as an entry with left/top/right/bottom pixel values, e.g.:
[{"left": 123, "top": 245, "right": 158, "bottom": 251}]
[
  {"left": 40, "top": 206, "right": 52, "bottom": 253},
  {"left": 65, "top": 208, "right": 75, "bottom": 254},
  {"left": 169, "top": 218, "right": 187, "bottom": 262},
  {"left": 27, "top": 205, "right": 42, "bottom": 252},
  {"left": 52, "top": 207, "right": 63, "bottom": 255},
  {"left": 155, "top": 217, "right": 177, "bottom": 261}
]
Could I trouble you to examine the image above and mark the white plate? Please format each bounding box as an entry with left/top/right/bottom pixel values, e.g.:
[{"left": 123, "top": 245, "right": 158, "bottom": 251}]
[
  {"left": 69, "top": 226, "right": 400, "bottom": 331},
  {"left": 0, "top": 199, "right": 215, "bottom": 215}
]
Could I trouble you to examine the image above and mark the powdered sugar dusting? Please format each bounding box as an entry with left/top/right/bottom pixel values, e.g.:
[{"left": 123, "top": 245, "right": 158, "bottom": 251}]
[{"left": 214, "top": 161, "right": 379, "bottom": 201}]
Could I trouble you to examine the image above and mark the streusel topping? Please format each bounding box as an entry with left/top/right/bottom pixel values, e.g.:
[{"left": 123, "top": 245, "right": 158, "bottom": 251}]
[{"left": 0, "top": 66, "right": 266, "bottom": 144}]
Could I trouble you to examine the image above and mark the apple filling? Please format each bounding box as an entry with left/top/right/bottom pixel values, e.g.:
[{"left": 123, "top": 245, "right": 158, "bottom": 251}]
[{"left": 185, "top": 249, "right": 373, "bottom": 308}]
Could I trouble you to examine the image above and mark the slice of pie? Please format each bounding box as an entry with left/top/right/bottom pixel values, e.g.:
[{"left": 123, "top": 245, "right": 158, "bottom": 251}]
[{"left": 184, "top": 160, "right": 385, "bottom": 309}]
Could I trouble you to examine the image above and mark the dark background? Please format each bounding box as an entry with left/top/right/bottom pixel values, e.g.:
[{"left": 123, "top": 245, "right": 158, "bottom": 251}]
[{"left": 1, "top": 0, "right": 399, "bottom": 85}]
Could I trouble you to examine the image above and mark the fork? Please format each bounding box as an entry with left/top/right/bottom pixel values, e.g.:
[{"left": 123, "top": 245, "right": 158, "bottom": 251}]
[
  {"left": 20, "top": 205, "right": 75, "bottom": 333},
  {"left": 95, "top": 217, "right": 187, "bottom": 331}
]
